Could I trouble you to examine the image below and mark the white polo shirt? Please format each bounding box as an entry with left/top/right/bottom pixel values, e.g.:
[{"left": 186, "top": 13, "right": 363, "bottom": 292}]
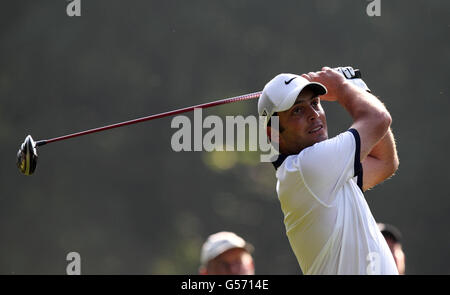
[{"left": 273, "top": 129, "right": 398, "bottom": 275}]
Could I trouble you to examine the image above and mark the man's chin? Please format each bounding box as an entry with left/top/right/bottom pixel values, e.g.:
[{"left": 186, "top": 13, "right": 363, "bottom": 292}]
[
  {"left": 280, "top": 132, "right": 328, "bottom": 155},
  {"left": 316, "top": 134, "right": 328, "bottom": 143},
  {"left": 309, "top": 131, "right": 328, "bottom": 144}
]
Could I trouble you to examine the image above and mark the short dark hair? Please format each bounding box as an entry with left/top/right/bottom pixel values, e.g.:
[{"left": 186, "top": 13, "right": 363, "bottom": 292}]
[
  {"left": 379, "top": 223, "right": 402, "bottom": 243},
  {"left": 267, "top": 112, "right": 284, "bottom": 133}
]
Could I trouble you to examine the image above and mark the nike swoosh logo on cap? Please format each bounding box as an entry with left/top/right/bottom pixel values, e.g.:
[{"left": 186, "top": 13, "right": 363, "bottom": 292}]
[{"left": 284, "top": 77, "right": 297, "bottom": 84}]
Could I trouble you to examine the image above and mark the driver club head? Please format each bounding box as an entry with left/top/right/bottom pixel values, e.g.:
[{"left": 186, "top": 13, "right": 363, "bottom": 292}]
[{"left": 17, "top": 135, "right": 38, "bottom": 175}]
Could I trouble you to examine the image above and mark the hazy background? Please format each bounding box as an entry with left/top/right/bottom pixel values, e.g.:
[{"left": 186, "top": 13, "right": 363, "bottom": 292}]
[{"left": 0, "top": 0, "right": 448, "bottom": 274}]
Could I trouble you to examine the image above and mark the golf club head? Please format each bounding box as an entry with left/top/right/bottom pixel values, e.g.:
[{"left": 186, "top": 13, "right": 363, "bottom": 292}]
[{"left": 17, "top": 135, "right": 38, "bottom": 175}]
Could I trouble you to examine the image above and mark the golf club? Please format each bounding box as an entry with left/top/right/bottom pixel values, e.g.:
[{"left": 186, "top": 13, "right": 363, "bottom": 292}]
[
  {"left": 17, "top": 68, "right": 361, "bottom": 175},
  {"left": 16, "top": 91, "right": 262, "bottom": 175}
]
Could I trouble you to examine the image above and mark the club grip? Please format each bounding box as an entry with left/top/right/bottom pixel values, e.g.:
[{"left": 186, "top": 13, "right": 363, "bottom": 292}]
[{"left": 332, "top": 67, "right": 362, "bottom": 78}]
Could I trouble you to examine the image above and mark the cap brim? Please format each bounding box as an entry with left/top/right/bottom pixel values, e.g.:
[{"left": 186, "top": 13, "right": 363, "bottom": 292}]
[
  {"left": 276, "top": 82, "right": 327, "bottom": 113},
  {"left": 306, "top": 82, "right": 327, "bottom": 96}
]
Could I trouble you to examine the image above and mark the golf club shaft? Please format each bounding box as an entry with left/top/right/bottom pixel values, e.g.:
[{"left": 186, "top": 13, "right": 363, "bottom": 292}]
[
  {"left": 34, "top": 68, "right": 361, "bottom": 147},
  {"left": 35, "top": 91, "right": 262, "bottom": 146}
]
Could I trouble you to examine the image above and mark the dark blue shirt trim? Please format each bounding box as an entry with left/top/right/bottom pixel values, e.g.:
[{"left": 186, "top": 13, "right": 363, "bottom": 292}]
[
  {"left": 348, "top": 128, "right": 364, "bottom": 191},
  {"left": 272, "top": 154, "right": 288, "bottom": 170}
]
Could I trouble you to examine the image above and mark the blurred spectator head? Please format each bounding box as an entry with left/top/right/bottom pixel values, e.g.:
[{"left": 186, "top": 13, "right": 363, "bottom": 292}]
[
  {"left": 378, "top": 223, "right": 405, "bottom": 274},
  {"left": 199, "top": 231, "right": 255, "bottom": 275}
]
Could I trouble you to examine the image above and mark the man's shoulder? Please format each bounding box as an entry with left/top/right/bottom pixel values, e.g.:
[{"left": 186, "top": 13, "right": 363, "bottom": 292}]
[
  {"left": 291, "top": 130, "right": 355, "bottom": 159},
  {"left": 275, "top": 130, "right": 357, "bottom": 174},
  {"left": 276, "top": 130, "right": 358, "bottom": 179}
]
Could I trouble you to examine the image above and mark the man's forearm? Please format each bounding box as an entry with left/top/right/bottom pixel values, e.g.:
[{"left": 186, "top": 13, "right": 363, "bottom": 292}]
[
  {"left": 337, "top": 82, "right": 390, "bottom": 124},
  {"left": 337, "top": 83, "right": 392, "bottom": 160},
  {"left": 341, "top": 83, "right": 398, "bottom": 163},
  {"left": 367, "top": 127, "right": 399, "bottom": 171},
  {"left": 306, "top": 67, "right": 392, "bottom": 161}
]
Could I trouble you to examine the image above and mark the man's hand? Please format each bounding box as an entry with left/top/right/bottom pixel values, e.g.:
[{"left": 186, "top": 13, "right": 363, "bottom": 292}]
[
  {"left": 335, "top": 67, "right": 371, "bottom": 92},
  {"left": 302, "top": 66, "right": 370, "bottom": 101},
  {"left": 301, "top": 67, "right": 353, "bottom": 101}
]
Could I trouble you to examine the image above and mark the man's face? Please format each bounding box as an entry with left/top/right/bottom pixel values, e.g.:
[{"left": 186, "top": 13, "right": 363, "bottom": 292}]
[
  {"left": 274, "top": 88, "right": 328, "bottom": 155},
  {"left": 205, "top": 248, "right": 254, "bottom": 275}
]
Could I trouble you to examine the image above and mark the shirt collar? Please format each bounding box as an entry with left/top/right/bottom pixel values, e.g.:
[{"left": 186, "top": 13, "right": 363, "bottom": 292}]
[{"left": 271, "top": 154, "right": 288, "bottom": 170}]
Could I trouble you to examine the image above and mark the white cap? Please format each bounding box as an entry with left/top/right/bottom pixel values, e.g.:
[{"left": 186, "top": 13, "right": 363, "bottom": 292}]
[
  {"left": 200, "top": 232, "right": 254, "bottom": 266},
  {"left": 258, "top": 73, "right": 327, "bottom": 127}
]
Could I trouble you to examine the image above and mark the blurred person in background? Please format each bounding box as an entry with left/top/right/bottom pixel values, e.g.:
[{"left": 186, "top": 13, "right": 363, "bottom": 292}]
[
  {"left": 199, "top": 231, "right": 255, "bottom": 275},
  {"left": 378, "top": 223, "right": 406, "bottom": 274}
]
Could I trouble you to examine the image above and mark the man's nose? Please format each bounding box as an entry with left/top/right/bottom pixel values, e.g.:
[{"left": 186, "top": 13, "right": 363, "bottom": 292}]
[
  {"left": 229, "top": 263, "right": 243, "bottom": 274},
  {"left": 307, "top": 107, "right": 320, "bottom": 121}
]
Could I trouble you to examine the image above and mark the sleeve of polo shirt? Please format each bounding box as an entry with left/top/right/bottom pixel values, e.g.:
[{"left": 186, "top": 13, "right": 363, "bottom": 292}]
[{"left": 294, "top": 128, "right": 363, "bottom": 205}]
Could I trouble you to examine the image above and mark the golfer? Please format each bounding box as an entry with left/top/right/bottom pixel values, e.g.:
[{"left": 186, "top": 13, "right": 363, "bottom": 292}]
[{"left": 258, "top": 66, "right": 399, "bottom": 275}]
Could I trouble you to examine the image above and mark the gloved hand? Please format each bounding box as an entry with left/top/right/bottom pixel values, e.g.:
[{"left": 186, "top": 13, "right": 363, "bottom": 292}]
[{"left": 334, "top": 66, "right": 371, "bottom": 92}]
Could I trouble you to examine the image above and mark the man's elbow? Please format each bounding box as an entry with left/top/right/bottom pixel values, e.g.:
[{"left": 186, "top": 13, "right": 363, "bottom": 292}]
[
  {"left": 365, "top": 109, "right": 391, "bottom": 136},
  {"left": 391, "top": 157, "right": 399, "bottom": 175},
  {"left": 379, "top": 111, "right": 392, "bottom": 133},
  {"left": 387, "top": 157, "right": 399, "bottom": 178},
  {"left": 393, "top": 157, "right": 400, "bottom": 173}
]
